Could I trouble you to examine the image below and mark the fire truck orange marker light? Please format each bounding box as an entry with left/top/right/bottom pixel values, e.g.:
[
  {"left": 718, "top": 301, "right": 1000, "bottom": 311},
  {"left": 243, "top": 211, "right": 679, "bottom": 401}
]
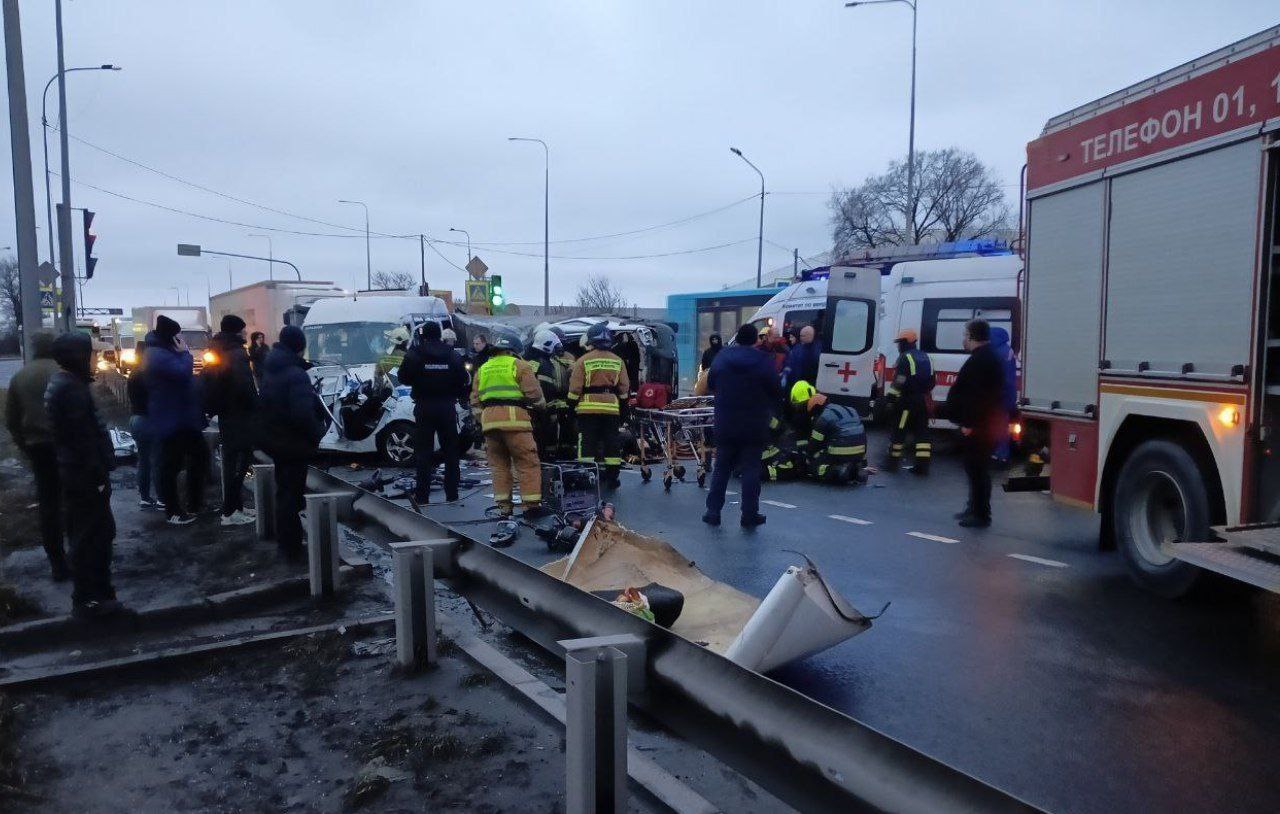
[{"left": 1217, "top": 407, "right": 1239, "bottom": 428}]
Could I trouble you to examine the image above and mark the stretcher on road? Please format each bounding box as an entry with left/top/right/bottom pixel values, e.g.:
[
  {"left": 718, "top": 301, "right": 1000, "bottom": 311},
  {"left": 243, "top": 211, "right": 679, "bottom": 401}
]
[
  {"left": 542, "top": 517, "right": 880, "bottom": 673},
  {"left": 630, "top": 395, "right": 715, "bottom": 491}
]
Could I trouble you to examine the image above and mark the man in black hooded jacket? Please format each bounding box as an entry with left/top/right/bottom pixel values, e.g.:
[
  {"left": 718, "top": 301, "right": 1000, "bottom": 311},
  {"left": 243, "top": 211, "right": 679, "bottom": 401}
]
[
  {"left": 45, "top": 332, "right": 120, "bottom": 617},
  {"left": 399, "top": 321, "right": 469, "bottom": 503},
  {"left": 205, "top": 314, "right": 259, "bottom": 525},
  {"left": 258, "top": 326, "right": 326, "bottom": 558}
]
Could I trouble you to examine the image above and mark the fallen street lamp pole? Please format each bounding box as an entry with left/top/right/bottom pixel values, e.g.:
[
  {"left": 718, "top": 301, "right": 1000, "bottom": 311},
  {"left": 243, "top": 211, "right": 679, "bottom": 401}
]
[{"left": 177, "top": 243, "right": 301, "bottom": 281}]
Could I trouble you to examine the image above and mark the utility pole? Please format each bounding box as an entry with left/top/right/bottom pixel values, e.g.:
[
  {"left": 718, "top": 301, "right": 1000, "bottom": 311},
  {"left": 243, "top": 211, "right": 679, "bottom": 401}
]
[
  {"left": 54, "top": 0, "right": 76, "bottom": 331},
  {"left": 3, "top": 0, "right": 42, "bottom": 357},
  {"left": 419, "top": 234, "right": 426, "bottom": 290},
  {"left": 793, "top": 248, "right": 798, "bottom": 278}
]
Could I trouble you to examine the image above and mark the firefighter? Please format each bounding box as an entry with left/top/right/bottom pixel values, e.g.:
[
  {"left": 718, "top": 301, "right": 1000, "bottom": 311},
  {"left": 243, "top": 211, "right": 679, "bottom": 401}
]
[
  {"left": 883, "top": 328, "right": 934, "bottom": 475},
  {"left": 470, "top": 328, "right": 546, "bottom": 517},
  {"left": 569, "top": 322, "right": 629, "bottom": 488},
  {"left": 792, "top": 381, "right": 868, "bottom": 484},
  {"left": 375, "top": 325, "right": 412, "bottom": 391},
  {"left": 761, "top": 413, "right": 803, "bottom": 481},
  {"left": 527, "top": 328, "right": 572, "bottom": 460}
]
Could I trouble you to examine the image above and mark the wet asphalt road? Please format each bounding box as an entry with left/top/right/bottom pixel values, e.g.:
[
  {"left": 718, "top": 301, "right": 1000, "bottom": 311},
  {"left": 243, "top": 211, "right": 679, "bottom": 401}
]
[{"left": 326, "top": 430, "right": 1280, "bottom": 814}]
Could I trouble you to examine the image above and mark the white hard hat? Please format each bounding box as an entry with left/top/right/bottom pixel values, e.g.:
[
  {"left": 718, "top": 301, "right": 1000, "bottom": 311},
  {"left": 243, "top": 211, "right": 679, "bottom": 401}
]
[
  {"left": 385, "top": 325, "right": 411, "bottom": 348},
  {"left": 532, "top": 328, "right": 562, "bottom": 355},
  {"left": 441, "top": 328, "right": 457, "bottom": 343}
]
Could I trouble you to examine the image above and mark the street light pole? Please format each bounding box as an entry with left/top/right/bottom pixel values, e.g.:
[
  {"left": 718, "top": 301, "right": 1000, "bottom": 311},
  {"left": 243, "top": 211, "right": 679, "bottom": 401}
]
[
  {"left": 42, "top": 65, "right": 118, "bottom": 269},
  {"left": 845, "top": 0, "right": 917, "bottom": 237},
  {"left": 177, "top": 243, "right": 302, "bottom": 281},
  {"left": 54, "top": 0, "right": 76, "bottom": 330},
  {"left": 247, "top": 233, "right": 273, "bottom": 280},
  {"left": 449, "top": 227, "right": 471, "bottom": 265},
  {"left": 729, "top": 147, "right": 765, "bottom": 289},
  {"left": 3, "top": 0, "right": 44, "bottom": 359},
  {"left": 508, "top": 137, "right": 549, "bottom": 310},
  {"left": 338, "top": 199, "right": 371, "bottom": 289}
]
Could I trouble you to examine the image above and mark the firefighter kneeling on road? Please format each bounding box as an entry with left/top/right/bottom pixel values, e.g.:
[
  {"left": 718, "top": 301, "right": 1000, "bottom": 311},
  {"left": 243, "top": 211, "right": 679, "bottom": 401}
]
[
  {"left": 526, "top": 328, "right": 572, "bottom": 461},
  {"left": 569, "top": 322, "right": 629, "bottom": 489},
  {"left": 470, "top": 329, "right": 546, "bottom": 518},
  {"left": 791, "top": 381, "right": 868, "bottom": 484},
  {"left": 883, "top": 328, "right": 934, "bottom": 476}
]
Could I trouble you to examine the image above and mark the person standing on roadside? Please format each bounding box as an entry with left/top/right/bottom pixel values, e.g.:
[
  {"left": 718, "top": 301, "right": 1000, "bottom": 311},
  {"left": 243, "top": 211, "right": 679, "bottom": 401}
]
[
  {"left": 258, "top": 326, "right": 326, "bottom": 560},
  {"left": 126, "top": 331, "right": 162, "bottom": 511},
  {"left": 941, "top": 319, "right": 1005, "bottom": 528},
  {"left": 700, "top": 334, "right": 722, "bottom": 373},
  {"left": 399, "top": 321, "right": 469, "bottom": 504},
  {"left": 206, "top": 315, "right": 259, "bottom": 526},
  {"left": 45, "top": 332, "right": 120, "bottom": 617},
  {"left": 703, "top": 324, "right": 782, "bottom": 528},
  {"left": 988, "top": 326, "right": 1019, "bottom": 464},
  {"left": 782, "top": 324, "right": 821, "bottom": 389},
  {"left": 248, "top": 331, "right": 269, "bottom": 385},
  {"left": 6, "top": 331, "right": 70, "bottom": 581},
  {"left": 149, "top": 316, "right": 209, "bottom": 525}
]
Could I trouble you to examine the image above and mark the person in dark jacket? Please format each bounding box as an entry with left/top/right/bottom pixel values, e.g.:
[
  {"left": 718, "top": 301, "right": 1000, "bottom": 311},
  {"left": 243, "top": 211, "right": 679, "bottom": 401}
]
[
  {"left": 782, "top": 325, "right": 821, "bottom": 389},
  {"left": 941, "top": 319, "right": 1005, "bottom": 528},
  {"left": 259, "top": 326, "right": 326, "bottom": 558},
  {"left": 616, "top": 332, "right": 641, "bottom": 392},
  {"left": 700, "top": 334, "right": 722, "bottom": 372},
  {"left": 248, "top": 331, "right": 269, "bottom": 385},
  {"left": 149, "top": 315, "right": 209, "bottom": 525},
  {"left": 6, "top": 332, "right": 69, "bottom": 580},
  {"left": 703, "top": 324, "right": 783, "bottom": 528},
  {"left": 399, "top": 321, "right": 469, "bottom": 504},
  {"left": 989, "top": 326, "right": 1018, "bottom": 464},
  {"left": 206, "top": 315, "right": 259, "bottom": 526},
  {"left": 127, "top": 331, "right": 163, "bottom": 511},
  {"left": 884, "top": 329, "right": 935, "bottom": 475},
  {"left": 45, "top": 332, "right": 120, "bottom": 617}
]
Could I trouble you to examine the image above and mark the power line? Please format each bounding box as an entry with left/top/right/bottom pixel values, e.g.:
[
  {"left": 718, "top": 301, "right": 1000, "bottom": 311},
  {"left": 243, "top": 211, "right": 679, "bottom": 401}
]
[{"left": 470, "top": 194, "right": 759, "bottom": 246}]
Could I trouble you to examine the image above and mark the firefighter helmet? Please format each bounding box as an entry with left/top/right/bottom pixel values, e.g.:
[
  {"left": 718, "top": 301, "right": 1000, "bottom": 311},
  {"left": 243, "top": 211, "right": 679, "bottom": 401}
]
[
  {"left": 490, "top": 327, "right": 524, "bottom": 355},
  {"left": 790, "top": 380, "right": 817, "bottom": 405},
  {"left": 532, "top": 328, "right": 562, "bottom": 355},
  {"left": 385, "top": 325, "right": 411, "bottom": 350},
  {"left": 586, "top": 322, "right": 614, "bottom": 348}
]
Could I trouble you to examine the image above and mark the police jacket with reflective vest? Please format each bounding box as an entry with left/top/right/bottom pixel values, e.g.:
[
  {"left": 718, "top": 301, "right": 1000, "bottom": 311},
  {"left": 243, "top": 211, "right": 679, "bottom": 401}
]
[
  {"left": 470, "top": 353, "right": 545, "bottom": 433},
  {"left": 568, "top": 348, "right": 629, "bottom": 416},
  {"left": 888, "top": 348, "right": 934, "bottom": 398},
  {"left": 810, "top": 403, "right": 867, "bottom": 458}
]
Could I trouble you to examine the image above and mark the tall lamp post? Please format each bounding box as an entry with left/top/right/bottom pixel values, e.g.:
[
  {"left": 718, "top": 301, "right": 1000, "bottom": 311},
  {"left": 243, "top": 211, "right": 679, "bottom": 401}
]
[
  {"left": 338, "top": 199, "right": 371, "bottom": 289},
  {"left": 449, "top": 227, "right": 471, "bottom": 264},
  {"left": 845, "top": 0, "right": 917, "bottom": 234},
  {"left": 729, "top": 147, "right": 765, "bottom": 289},
  {"left": 247, "top": 233, "right": 273, "bottom": 280},
  {"left": 177, "top": 243, "right": 302, "bottom": 281},
  {"left": 508, "top": 137, "right": 549, "bottom": 310},
  {"left": 41, "top": 64, "right": 118, "bottom": 268}
]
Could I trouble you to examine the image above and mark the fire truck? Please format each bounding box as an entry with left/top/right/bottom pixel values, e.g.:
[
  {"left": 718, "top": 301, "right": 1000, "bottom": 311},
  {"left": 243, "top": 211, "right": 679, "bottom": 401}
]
[{"left": 1020, "top": 25, "right": 1280, "bottom": 596}]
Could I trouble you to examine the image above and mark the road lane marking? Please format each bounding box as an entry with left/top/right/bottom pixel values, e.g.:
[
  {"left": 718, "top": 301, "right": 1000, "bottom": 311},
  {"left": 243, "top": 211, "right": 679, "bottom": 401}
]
[
  {"left": 761, "top": 499, "right": 797, "bottom": 509},
  {"left": 829, "top": 514, "right": 872, "bottom": 526},
  {"left": 1007, "top": 553, "right": 1069, "bottom": 568},
  {"left": 907, "top": 531, "right": 958, "bottom": 544}
]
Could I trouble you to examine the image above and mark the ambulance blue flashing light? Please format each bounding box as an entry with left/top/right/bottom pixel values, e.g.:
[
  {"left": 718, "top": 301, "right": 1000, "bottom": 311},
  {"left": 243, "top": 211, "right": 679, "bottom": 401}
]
[{"left": 799, "top": 239, "right": 1011, "bottom": 281}]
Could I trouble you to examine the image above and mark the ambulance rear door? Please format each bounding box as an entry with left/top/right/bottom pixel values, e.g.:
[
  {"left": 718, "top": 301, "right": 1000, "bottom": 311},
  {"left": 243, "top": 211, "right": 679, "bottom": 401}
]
[{"left": 818, "top": 265, "right": 880, "bottom": 413}]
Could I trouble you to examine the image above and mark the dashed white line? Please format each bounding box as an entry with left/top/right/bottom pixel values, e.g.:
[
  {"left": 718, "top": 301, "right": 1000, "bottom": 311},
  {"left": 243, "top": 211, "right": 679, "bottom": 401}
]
[
  {"left": 761, "top": 499, "right": 797, "bottom": 509},
  {"left": 1007, "top": 553, "right": 1069, "bottom": 568},
  {"left": 829, "top": 514, "right": 873, "bottom": 526},
  {"left": 907, "top": 531, "right": 959, "bottom": 544}
]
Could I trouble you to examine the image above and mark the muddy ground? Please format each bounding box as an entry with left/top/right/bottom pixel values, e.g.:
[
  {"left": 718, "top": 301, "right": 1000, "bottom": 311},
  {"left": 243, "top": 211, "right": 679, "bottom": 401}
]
[{"left": 3, "top": 626, "right": 616, "bottom": 813}]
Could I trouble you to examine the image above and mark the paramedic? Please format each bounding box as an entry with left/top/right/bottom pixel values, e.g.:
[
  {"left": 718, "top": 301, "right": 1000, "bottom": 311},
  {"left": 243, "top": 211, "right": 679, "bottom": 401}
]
[{"left": 884, "top": 329, "right": 934, "bottom": 476}]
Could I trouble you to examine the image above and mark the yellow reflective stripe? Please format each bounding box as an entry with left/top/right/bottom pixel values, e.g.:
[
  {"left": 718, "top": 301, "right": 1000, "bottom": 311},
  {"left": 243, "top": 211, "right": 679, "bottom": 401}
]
[
  {"left": 568, "top": 393, "right": 580, "bottom": 401},
  {"left": 603, "top": 457, "right": 622, "bottom": 465},
  {"left": 827, "top": 445, "right": 865, "bottom": 455},
  {"left": 906, "top": 354, "right": 916, "bottom": 376},
  {"left": 584, "top": 358, "right": 621, "bottom": 373},
  {"left": 898, "top": 410, "right": 910, "bottom": 430},
  {"left": 521, "top": 493, "right": 541, "bottom": 502},
  {"left": 483, "top": 420, "right": 532, "bottom": 430},
  {"left": 811, "top": 430, "right": 825, "bottom": 441},
  {"left": 576, "top": 403, "right": 620, "bottom": 414}
]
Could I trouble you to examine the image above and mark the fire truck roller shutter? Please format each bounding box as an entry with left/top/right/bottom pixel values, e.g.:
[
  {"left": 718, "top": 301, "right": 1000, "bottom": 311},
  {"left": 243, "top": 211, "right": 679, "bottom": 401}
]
[
  {"left": 1103, "top": 139, "right": 1261, "bottom": 376},
  {"left": 1023, "top": 182, "right": 1105, "bottom": 412}
]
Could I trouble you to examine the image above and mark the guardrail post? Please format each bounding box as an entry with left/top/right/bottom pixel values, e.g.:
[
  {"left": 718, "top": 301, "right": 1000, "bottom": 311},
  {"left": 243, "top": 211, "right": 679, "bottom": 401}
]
[
  {"left": 563, "top": 642, "right": 628, "bottom": 814},
  {"left": 303, "top": 492, "right": 344, "bottom": 598},
  {"left": 391, "top": 541, "right": 438, "bottom": 670},
  {"left": 251, "top": 464, "right": 276, "bottom": 540}
]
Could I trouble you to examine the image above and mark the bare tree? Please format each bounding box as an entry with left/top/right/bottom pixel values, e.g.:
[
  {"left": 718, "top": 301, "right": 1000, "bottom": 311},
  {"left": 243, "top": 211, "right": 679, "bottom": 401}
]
[
  {"left": 371, "top": 270, "right": 416, "bottom": 290},
  {"left": 575, "top": 275, "right": 629, "bottom": 313},
  {"left": 0, "top": 256, "right": 21, "bottom": 328},
  {"left": 829, "top": 148, "right": 1008, "bottom": 255}
]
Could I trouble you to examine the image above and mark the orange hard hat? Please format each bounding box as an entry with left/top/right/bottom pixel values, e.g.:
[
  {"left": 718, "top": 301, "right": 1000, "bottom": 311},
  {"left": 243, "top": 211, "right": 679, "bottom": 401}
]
[{"left": 896, "top": 328, "right": 918, "bottom": 344}]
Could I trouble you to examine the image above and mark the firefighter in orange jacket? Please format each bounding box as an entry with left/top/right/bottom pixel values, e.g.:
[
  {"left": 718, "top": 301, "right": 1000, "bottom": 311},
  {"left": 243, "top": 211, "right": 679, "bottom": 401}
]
[
  {"left": 569, "top": 322, "right": 630, "bottom": 488},
  {"left": 470, "top": 329, "right": 546, "bottom": 517}
]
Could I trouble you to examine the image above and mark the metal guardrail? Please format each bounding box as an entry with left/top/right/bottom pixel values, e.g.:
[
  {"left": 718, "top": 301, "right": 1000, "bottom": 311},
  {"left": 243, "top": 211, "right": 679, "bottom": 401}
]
[{"left": 305, "top": 465, "right": 1042, "bottom": 813}]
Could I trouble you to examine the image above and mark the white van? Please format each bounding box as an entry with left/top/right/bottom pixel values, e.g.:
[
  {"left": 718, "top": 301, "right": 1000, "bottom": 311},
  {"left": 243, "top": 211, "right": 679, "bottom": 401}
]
[
  {"left": 301, "top": 294, "right": 451, "bottom": 379},
  {"left": 748, "top": 252, "right": 1022, "bottom": 419}
]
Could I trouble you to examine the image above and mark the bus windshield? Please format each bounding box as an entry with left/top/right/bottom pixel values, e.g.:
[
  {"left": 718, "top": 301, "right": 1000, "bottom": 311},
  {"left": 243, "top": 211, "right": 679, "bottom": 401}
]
[{"left": 304, "top": 321, "right": 397, "bottom": 366}]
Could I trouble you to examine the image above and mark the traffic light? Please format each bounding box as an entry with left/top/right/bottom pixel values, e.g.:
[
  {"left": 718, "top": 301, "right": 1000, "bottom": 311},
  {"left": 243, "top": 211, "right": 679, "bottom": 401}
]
[
  {"left": 82, "top": 210, "right": 97, "bottom": 279},
  {"left": 489, "top": 274, "right": 504, "bottom": 313}
]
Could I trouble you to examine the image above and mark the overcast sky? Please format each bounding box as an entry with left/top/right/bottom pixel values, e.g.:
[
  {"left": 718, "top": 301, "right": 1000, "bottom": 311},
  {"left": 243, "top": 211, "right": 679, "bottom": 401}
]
[{"left": 1, "top": 1, "right": 1276, "bottom": 312}]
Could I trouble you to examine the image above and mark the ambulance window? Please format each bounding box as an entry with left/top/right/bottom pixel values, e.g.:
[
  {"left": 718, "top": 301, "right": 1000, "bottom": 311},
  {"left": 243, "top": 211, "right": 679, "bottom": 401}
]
[
  {"left": 829, "top": 299, "right": 873, "bottom": 354},
  {"left": 922, "top": 297, "right": 1019, "bottom": 353},
  {"left": 782, "top": 309, "right": 823, "bottom": 336}
]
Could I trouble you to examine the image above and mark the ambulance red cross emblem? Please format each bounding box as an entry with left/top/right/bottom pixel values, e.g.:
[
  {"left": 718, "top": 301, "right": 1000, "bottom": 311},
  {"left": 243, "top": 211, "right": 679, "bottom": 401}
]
[{"left": 837, "top": 362, "right": 857, "bottom": 383}]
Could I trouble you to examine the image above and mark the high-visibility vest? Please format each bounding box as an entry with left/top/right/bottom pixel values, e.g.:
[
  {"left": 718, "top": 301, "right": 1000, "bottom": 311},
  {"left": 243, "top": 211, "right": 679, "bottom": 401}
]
[{"left": 476, "top": 355, "right": 533, "bottom": 432}]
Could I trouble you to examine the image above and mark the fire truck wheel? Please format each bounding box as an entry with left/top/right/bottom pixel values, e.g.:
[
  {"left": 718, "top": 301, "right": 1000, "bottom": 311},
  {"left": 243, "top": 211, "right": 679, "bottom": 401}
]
[
  {"left": 378, "top": 421, "right": 417, "bottom": 465},
  {"left": 1113, "top": 439, "right": 1205, "bottom": 598}
]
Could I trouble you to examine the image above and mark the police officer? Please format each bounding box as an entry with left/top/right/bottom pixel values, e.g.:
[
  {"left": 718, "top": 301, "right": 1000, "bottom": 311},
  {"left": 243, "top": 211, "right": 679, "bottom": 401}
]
[
  {"left": 470, "top": 329, "right": 546, "bottom": 517},
  {"left": 527, "top": 328, "right": 571, "bottom": 460},
  {"left": 884, "top": 329, "right": 934, "bottom": 475},
  {"left": 792, "top": 381, "right": 868, "bottom": 484},
  {"left": 399, "top": 321, "right": 469, "bottom": 504},
  {"left": 568, "top": 323, "right": 629, "bottom": 488}
]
